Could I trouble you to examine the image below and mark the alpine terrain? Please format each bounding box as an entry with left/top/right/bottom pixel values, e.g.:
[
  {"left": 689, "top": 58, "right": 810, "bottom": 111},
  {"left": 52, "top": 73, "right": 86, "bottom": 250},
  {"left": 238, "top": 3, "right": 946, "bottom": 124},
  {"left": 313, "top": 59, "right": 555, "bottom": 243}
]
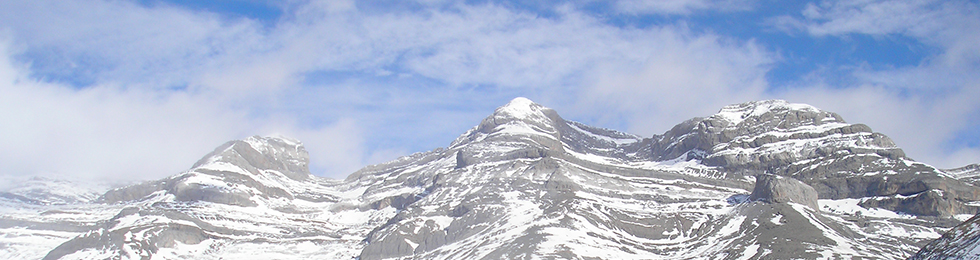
[{"left": 2, "top": 98, "right": 979, "bottom": 259}]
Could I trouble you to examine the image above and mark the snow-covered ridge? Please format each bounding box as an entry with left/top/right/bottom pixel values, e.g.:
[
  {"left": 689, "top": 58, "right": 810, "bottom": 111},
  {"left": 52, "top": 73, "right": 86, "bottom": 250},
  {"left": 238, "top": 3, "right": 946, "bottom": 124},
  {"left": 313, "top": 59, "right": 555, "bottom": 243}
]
[
  {"left": 948, "top": 164, "right": 980, "bottom": 179},
  {"left": 0, "top": 176, "right": 112, "bottom": 205},
  {"left": 712, "top": 99, "right": 829, "bottom": 126}
]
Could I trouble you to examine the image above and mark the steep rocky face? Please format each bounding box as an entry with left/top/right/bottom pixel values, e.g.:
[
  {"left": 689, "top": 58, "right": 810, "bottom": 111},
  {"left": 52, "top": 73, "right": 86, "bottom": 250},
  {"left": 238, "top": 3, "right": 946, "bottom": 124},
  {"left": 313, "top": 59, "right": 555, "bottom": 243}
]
[
  {"left": 100, "top": 135, "right": 313, "bottom": 206},
  {"left": 649, "top": 100, "right": 905, "bottom": 178},
  {"left": 646, "top": 100, "right": 980, "bottom": 217},
  {"left": 910, "top": 212, "right": 980, "bottom": 259}
]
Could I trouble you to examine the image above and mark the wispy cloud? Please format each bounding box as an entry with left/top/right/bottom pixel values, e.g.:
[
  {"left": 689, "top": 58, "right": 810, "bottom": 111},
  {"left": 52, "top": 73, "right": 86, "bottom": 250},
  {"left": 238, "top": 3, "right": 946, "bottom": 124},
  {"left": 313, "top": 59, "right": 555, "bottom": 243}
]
[
  {"left": 0, "top": 39, "right": 370, "bottom": 181},
  {"left": 580, "top": 29, "right": 773, "bottom": 136},
  {"left": 0, "top": 0, "right": 976, "bottom": 183},
  {"left": 613, "top": 0, "right": 757, "bottom": 15},
  {"left": 768, "top": 0, "right": 980, "bottom": 168}
]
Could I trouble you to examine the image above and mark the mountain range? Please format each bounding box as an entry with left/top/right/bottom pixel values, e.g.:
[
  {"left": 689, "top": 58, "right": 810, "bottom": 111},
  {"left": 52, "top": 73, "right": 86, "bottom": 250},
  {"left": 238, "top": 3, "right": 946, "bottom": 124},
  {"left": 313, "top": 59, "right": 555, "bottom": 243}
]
[{"left": 1, "top": 98, "right": 978, "bottom": 259}]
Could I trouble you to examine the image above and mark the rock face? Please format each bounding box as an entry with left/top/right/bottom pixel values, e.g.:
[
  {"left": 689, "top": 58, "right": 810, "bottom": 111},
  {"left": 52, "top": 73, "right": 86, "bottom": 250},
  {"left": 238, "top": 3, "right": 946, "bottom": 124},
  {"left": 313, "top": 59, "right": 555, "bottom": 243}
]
[
  {"left": 100, "top": 135, "right": 312, "bottom": 206},
  {"left": 349, "top": 98, "right": 968, "bottom": 259},
  {"left": 644, "top": 100, "right": 979, "bottom": 217},
  {"left": 19, "top": 136, "right": 367, "bottom": 260},
  {"left": 2, "top": 98, "right": 978, "bottom": 259},
  {"left": 750, "top": 174, "right": 819, "bottom": 210},
  {"left": 947, "top": 163, "right": 980, "bottom": 186},
  {"left": 910, "top": 213, "right": 980, "bottom": 259}
]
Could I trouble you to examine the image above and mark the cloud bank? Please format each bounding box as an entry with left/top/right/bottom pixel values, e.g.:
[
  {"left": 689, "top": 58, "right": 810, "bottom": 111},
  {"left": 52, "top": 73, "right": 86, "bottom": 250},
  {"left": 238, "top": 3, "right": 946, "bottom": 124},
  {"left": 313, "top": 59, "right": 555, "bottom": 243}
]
[{"left": 0, "top": 0, "right": 976, "bottom": 182}]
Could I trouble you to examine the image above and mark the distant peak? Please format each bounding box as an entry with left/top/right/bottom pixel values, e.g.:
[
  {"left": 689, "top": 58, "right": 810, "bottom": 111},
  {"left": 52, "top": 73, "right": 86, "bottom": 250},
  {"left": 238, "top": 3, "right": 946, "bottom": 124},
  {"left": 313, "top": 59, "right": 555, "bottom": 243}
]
[
  {"left": 192, "top": 135, "right": 311, "bottom": 181},
  {"left": 713, "top": 99, "right": 826, "bottom": 125},
  {"left": 719, "top": 99, "right": 821, "bottom": 114},
  {"left": 266, "top": 134, "right": 301, "bottom": 144}
]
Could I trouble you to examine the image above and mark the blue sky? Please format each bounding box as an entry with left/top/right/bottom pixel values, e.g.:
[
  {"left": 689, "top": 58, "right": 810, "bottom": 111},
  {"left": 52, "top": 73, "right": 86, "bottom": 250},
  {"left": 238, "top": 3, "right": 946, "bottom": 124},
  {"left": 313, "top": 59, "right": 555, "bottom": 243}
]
[{"left": 0, "top": 0, "right": 978, "bottom": 181}]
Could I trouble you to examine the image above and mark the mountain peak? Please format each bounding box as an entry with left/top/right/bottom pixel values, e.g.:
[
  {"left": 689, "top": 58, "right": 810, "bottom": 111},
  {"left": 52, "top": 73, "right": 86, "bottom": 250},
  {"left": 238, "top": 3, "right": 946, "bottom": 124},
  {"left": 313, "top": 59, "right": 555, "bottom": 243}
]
[
  {"left": 712, "top": 99, "right": 839, "bottom": 126},
  {"left": 199, "top": 135, "right": 311, "bottom": 181},
  {"left": 492, "top": 97, "right": 550, "bottom": 121},
  {"left": 468, "top": 97, "right": 562, "bottom": 135},
  {"left": 100, "top": 135, "right": 313, "bottom": 206},
  {"left": 448, "top": 97, "right": 564, "bottom": 150}
]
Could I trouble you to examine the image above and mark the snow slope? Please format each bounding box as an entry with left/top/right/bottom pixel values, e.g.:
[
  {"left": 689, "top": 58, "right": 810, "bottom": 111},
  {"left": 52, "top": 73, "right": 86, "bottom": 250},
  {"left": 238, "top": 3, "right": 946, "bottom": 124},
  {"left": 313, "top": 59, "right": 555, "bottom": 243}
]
[{"left": 910, "top": 213, "right": 980, "bottom": 259}]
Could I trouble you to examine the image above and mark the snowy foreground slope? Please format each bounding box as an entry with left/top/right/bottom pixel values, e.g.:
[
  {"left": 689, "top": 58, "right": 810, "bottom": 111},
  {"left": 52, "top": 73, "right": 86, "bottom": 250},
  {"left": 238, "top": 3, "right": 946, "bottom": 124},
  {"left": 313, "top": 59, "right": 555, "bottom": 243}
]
[
  {"left": 910, "top": 213, "right": 980, "bottom": 259},
  {"left": 2, "top": 98, "right": 979, "bottom": 259}
]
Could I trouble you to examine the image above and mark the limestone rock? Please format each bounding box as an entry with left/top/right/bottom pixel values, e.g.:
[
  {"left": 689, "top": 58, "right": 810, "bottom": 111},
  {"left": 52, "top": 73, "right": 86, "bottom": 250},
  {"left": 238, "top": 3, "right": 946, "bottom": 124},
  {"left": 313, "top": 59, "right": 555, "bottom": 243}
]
[{"left": 750, "top": 174, "right": 819, "bottom": 210}]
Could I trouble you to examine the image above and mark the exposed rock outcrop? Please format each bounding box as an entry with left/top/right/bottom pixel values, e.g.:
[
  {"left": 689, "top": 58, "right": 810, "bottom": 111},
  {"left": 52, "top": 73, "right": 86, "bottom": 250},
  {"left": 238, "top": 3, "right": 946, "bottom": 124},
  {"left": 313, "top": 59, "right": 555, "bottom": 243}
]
[
  {"left": 100, "top": 135, "right": 310, "bottom": 206},
  {"left": 750, "top": 174, "right": 819, "bottom": 210},
  {"left": 647, "top": 100, "right": 980, "bottom": 216}
]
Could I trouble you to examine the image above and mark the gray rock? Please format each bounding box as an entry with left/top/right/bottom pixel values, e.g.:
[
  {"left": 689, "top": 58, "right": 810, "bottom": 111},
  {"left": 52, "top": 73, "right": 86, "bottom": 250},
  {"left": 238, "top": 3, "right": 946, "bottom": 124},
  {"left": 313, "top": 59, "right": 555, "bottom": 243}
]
[
  {"left": 37, "top": 136, "right": 338, "bottom": 259},
  {"left": 750, "top": 174, "right": 819, "bottom": 210},
  {"left": 909, "top": 213, "right": 980, "bottom": 259},
  {"left": 100, "top": 136, "right": 310, "bottom": 206},
  {"left": 645, "top": 99, "right": 980, "bottom": 216},
  {"left": 43, "top": 207, "right": 212, "bottom": 260}
]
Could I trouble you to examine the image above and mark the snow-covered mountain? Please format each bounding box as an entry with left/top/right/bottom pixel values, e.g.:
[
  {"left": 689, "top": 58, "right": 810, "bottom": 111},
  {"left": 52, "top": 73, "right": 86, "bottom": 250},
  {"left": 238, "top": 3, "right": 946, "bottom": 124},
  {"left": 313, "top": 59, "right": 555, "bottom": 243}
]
[
  {"left": 2, "top": 97, "right": 978, "bottom": 259},
  {"left": 0, "top": 176, "right": 108, "bottom": 205}
]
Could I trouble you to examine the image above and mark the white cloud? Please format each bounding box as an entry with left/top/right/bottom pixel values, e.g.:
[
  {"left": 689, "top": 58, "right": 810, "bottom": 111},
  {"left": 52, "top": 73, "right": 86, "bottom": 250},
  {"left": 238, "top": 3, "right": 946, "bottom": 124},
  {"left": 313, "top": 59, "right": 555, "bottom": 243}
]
[
  {"left": 263, "top": 118, "right": 370, "bottom": 178},
  {"left": 0, "top": 0, "right": 268, "bottom": 89},
  {"left": 769, "top": 0, "right": 980, "bottom": 168},
  {"left": 777, "top": 0, "right": 980, "bottom": 63},
  {"left": 1, "top": 0, "right": 976, "bottom": 185},
  {"left": 580, "top": 29, "right": 773, "bottom": 136},
  {"left": 614, "top": 0, "right": 756, "bottom": 15},
  {"left": 0, "top": 38, "right": 368, "bottom": 181},
  {"left": 779, "top": 81, "right": 980, "bottom": 169},
  {"left": 796, "top": 0, "right": 967, "bottom": 38}
]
